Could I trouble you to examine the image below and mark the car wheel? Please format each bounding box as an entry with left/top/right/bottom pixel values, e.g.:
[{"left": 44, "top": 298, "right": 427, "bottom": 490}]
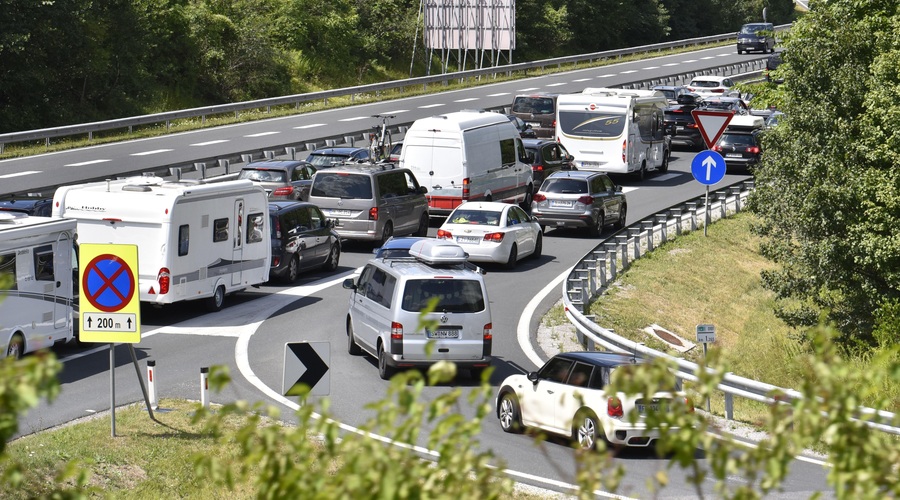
[
  {"left": 504, "top": 244, "right": 518, "bottom": 270},
  {"left": 283, "top": 255, "right": 299, "bottom": 283},
  {"left": 379, "top": 222, "right": 393, "bottom": 245},
  {"left": 415, "top": 213, "right": 429, "bottom": 237},
  {"left": 532, "top": 233, "right": 542, "bottom": 259},
  {"left": 7, "top": 333, "right": 24, "bottom": 359},
  {"left": 574, "top": 410, "right": 601, "bottom": 451},
  {"left": 737, "top": 48, "right": 743, "bottom": 55},
  {"left": 205, "top": 285, "right": 226, "bottom": 312},
  {"left": 520, "top": 187, "right": 533, "bottom": 211},
  {"left": 378, "top": 343, "right": 395, "bottom": 380},
  {"left": 634, "top": 161, "right": 647, "bottom": 181},
  {"left": 498, "top": 392, "right": 523, "bottom": 433},
  {"left": 660, "top": 149, "right": 670, "bottom": 173},
  {"left": 324, "top": 244, "right": 340, "bottom": 271},
  {"left": 589, "top": 213, "right": 604, "bottom": 237},
  {"left": 614, "top": 205, "right": 627, "bottom": 230},
  {"left": 347, "top": 319, "right": 362, "bottom": 355}
]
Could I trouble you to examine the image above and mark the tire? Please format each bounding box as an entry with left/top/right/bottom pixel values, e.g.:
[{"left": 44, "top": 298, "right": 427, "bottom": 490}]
[
  {"left": 574, "top": 410, "right": 601, "bottom": 451},
  {"left": 323, "top": 244, "right": 340, "bottom": 272},
  {"left": 498, "top": 392, "right": 523, "bottom": 433},
  {"left": 347, "top": 319, "right": 362, "bottom": 355},
  {"left": 378, "top": 344, "right": 395, "bottom": 380},
  {"left": 532, "top": 233, "right": 543, "bottom": 259},
  {"left": 737, "top": 48, "right": 743, "bottom": 55},
  {"left": 589, "top": 212, "right": 604, "bottom": 237},
  {"left": 504, "top": 244, "right": 518, "bottom": 270},
  {"left": 383, "top": 131, "right": 393, "bottom": 160},
  {"left": 7, "top": 333, "right": 24, "bottom": 359},
  {"left": 283, "top": 255, "right": 299, "bottom": 283},
  {"left": 614, "top": 205, "right": 627, "bottom": 230},
  {"left": 205, "top": 285, "right": 226, "bottom": 312},
  {"left": 520, "top": 187, "right": 533, "bottom": 211},
  {"left": 660, "top": 149, "right": 670, "bottom": 173},
  {"left": 379, "top": 222, "right": 393, "bottom": 246},
  {"left": 415, "top": 213, "right": 429, "bottom": 237},
  {"left": 634, "top": 161, "right": 647, "bottom": 181}
]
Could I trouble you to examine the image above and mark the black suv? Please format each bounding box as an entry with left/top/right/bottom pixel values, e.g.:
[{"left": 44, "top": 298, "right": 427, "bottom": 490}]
[
  {"left": 664, "top": 93, "right": 705, "bottom": 150},
  {"left": 712, "top": 129, "right": 763, "bottom": 172},
  {"left": 269, "top": 201, "right": 341, "bottom": 283},
  {"left": 522, "top": 139, "right": 575, "bottom": 192},
  {"left": 737, "top": 23, "right": 775, "bottom": 54}
]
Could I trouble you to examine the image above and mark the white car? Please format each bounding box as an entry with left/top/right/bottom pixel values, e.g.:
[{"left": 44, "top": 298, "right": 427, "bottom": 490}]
[
  {"left": 687, "top": 75, "right": 740, "bottom": 98},
  {"left": 496, "top": 351, "right": 693, "bottom": 450},
  {"left": 436, "top": 201, "right": 542, "bottom": 269}
]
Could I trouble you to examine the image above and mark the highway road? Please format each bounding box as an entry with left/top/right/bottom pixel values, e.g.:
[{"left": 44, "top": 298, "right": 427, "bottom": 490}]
[{"left": 11, "top": 45, "right": 833, "bottom": 497}]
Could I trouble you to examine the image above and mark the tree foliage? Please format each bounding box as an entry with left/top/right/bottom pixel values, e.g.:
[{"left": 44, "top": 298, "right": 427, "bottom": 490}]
[{"left": 750, "top": 0, "right": 900, "bottom": 348}]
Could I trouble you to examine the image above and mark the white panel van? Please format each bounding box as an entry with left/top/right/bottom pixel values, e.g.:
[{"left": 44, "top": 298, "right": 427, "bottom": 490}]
[{"left": 400, "top": 110, "right": 534, "bottom": 217}]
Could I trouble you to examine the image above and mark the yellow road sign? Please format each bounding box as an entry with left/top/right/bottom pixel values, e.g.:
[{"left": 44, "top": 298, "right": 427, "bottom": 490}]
[{"left": 79, "top": 244, "right": 141, "bottom": 343}]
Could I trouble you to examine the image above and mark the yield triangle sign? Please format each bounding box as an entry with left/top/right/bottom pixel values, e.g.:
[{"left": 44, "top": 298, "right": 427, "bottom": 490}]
[{"left": 691, "top": 110, "right": 734, "bottom": 149}]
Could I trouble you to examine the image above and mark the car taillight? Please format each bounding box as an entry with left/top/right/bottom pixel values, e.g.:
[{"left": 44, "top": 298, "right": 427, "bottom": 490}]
[
  {"left": 483, "top": 323, "right": 492, "bottom": 341},
  {"left": 712, "top": 144, "right": 723, "bottom": 152},
  {"left": 712, "top": 89, "right": 725, "bottom": 93},
  {"left": 551, "top": 119, "right": 556, "bottom": 129},
  {"left": 622, "top": 139, "right": 627, "bottom": 163},
  {"left": 158, "top": 268, "right": 170, "bottom": 295},
  {"left": 272, "top": 186, "right": 294, "bottom": 196},
  {"left": 577, "top": 195, "right": 593, "bottom": 205},
  {"left": 533, "top": 193, "right": 547, "bottom": 202},
  {"left": 274, "top": 216, "right": 282, "bottom": 239},
  {"left": 687, "top": 122, "right": 698, "bottom": 129},
  {"left": 391, "top": 322, "right": 403, "bottom": 339},
  {"left": 686, "top": 87, "right": 695, "bottom": 92},
  {"left": 462, "top": 178, "right": 470, "bottom": 200},
  {"left": 436, "top": 229, "right": 453, "bottom": 239},
  {"left": 369, "top": 207, "right": 378, "bottom": 220},
  {"left": 607, "top": 397, "right": 624, "bottom": 418},
  {"left": 748, "top": 146, "right": 760, "bottom": 154},
  {"left": 483, "top": 232, "right": 504, "bottom": 242},
  {"left": 533, "top": 164, "right": 544, "bottom": 172},
  {"left": 272, "top": 256, "right": 280, "bottom": 267}
]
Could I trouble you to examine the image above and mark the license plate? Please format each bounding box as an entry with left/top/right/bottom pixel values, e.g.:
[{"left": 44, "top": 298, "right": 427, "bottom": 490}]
[
  {"left": 331, "top": 210, "right": 352, "bottom": 217},
  {"left": 428, "top": 329, "right": 460, "bottom": 339},
  {"left": 550, "top": 200, "right": 573, "bottom": 208},
  {"left": 726, "top": 153, "right": 743, "bottom": 158},
  {"left": 457, "top": 236, "right": 480, "bottom": 244},
  {"left": 527, "top": 122, "right": 540, "bottom": 127},
  {"left": 580, "top": 161, "right": 601, "bottom": 169},
  {"left": 637, "top": 403, "right": 663, "bottom": 413},
  {"left": 676, "top": 126, "right": 684, "bottom": 132}
]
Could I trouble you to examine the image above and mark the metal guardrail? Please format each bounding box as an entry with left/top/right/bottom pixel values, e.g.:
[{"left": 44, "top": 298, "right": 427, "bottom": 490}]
[
  {"left": 561, "top": 181, "right": 900, "bottom": 435},
  {"left": 0, "top": 25, "right": 789, "bottom": 152}
]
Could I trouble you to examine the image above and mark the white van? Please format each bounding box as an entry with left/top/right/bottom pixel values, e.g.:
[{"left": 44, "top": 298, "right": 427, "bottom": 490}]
[
  {"left": 53, "top": 176, "right": 270, "bottom": 312},
  {"left": 0, "top": 213, "right": 77, "bottom": 358},
  {"left": 556, "top": 88, "right": 670, "bottom": 180},
  {"left": 342, "top": 239, "right": 492, "bottom": 380},
  {"left": 400, "top": 110, "right": 534, "bottom": 217}
]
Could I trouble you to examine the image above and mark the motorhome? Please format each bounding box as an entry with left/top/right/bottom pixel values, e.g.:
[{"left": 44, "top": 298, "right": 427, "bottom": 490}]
[
  {"left": 400, "top": 110, "right": 534, "bottom": 216},
  {"left": 556, "top": 88, "right": 670, "bottom": 180},
  {"left": 0, "top": 213, "right": 77, "bottom": 358},
  {"left": 53, "top": 176, "right": 270, "bottom": 312}
]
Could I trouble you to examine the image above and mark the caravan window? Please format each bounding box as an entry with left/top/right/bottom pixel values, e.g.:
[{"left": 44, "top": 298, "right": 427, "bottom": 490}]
[
  {"left": 33, "top": 245, "right": 54, "bottom": 281},
  {"left": 213, "top": 218, "right": 229, "bottom": 243},
  {"left": 0, "top": 252, "right": 17, "bottom": 290},
  {"left": 178, "top": 225, "right": 189, "bottom": 256},
  {"left": 247, "top": 213, "right": 265, "bottom": 243},
  {"left": 500, "top": 138, "right": 516, "bottom": 166}
]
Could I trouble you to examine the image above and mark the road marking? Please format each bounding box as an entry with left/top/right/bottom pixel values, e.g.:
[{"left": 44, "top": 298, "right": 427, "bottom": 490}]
[
  {"left": 620, "top": 70, "right": 637, "bottom": 74},
  {"left": 244, "top": 131, "right": 280, "bottom": 137},
  {"left": 545, "top": 83, "right": 566, "bottom": 87},
  {"left": 717, "top": 53, "right": 732, "bottom": 57},
  {"left": 191, "top": 139, "right": 229, "bottom": 147},
  {"left": 596, "top": 74, "right": 616, "bottom": 78},
  {"left": 517, "top": 87, "right": 540, "bottom": 92},
  {"left": 380, "top": 109, "right": 409, "bottom": 114},
  {"left": 643, "top": 66, "right": 660, "bottom": 70},
  {"left": 701, "top": 56, "right": 716, "bottom": 60},
  {"left": 621, "top": 186, "right": 639, "bottom": 194},
  {"left": 294, "top": 123, "right": 326, "bottom": 129},
  {"left": 487, "top": 92, "right": 510, "bottom": 97},
  {"left": 65, "top": 159, "right": 111, "bottom": 166},
  {"left": 454, "top": 97, "right": 479, "bottom": 102},
  {"left": 131, "top": 149, "right": 172, "bottom": 156},
  {"left": 339, "top": 116, "right": 370, "bottom": 122},
  {"left": 663, "top": 63, "right": 679, "bottom": 67},
  {"left": 0, "top": 170, "right": 41, "bottom": 178},
  {"left": 682, "top": 59, "right": 698, "bottom": 63},
  {"left": 418, "top": 103, "right": 444, "bottom": 109},
  {"left": 572, "top": 78, "right": 592, "bottom": 82}
]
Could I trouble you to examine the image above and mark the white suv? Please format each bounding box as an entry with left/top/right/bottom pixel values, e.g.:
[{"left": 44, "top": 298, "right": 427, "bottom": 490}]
[{"left": 342, "top": 240, "right": 493, "bottom": 380}]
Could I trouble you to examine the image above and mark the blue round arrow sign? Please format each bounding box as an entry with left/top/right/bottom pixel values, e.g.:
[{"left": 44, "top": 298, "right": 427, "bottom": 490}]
[{"left": 691, "top": 150, "right": 727, "bottom": 186}]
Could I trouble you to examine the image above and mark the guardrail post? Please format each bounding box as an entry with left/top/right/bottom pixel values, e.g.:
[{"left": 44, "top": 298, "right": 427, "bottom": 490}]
[
  {"left": 596, "top": 255, "right": 607, "bottom": 288},
  {"left": 615, "top": 235, "right": 629, "bottom": 269},
  {"left": 641, "top": 221, "right": 654, "bottom": 251},
  {"left": 655, "top": 214, "right": 668, "bottom": 243},
  {"left": 325, "top": 139, "right": 337, "bottom": 147},
  {"left": 670, "top": 209, "right": 683, "bottom": 236},
  {"left": 218, "top": 159, "right": 230, "bottom": 174},
  {"left": 170, "top": 167, "right": 182, "bottom": 180},
  {"left": 305, "top": 142, "right": 317, "bottom": 151},
  {"left": 604, "top": 243, "right": 618, "bottom": 281},
  {"left": 343, "top": 136, "right": 355, "bottom": 147},
  {"left": 285, "top": 147, "right": 297, "bottom": 160},
  {"left": 685, "top": 202, "right": 699, "bottom": 231},
  {"left": 241, "top": 153, "right": 253, "bottom": 164},
  {"left": 263, "top": 150, "right": 275, "bottom": 160},
  {"left": 194, "top": 162, "right": 206, "bottom": 178},
  {"left": 729, "top": 187, "right": 742, "bottom": 212},
  {"left": 628, "top": 228, "right": 642, "bottom": 260},
  {"left": 725, "top": 393, "right": 734, "bottom": 420},
  {"left": 718, "top": 193, "right": 728, "bottom": 220}
]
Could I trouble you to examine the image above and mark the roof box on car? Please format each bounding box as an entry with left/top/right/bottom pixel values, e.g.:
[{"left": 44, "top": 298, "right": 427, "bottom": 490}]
[
  {"left": 727, "top": 115, "right": 765, "bottom": 130},
  {"left": 408, "top": 239, "right": 469, "bottom": 266}
]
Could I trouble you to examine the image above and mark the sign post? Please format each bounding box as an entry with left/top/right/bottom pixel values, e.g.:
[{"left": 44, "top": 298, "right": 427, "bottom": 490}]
[
  {"left": 79, "top": 243, "right": 151, "bottom": 436},
  {"left": 690, "top": 109, "right": 734, "bottom": 237},
  {"left": 696, "top": 324, "right": 716, "bottom": 412}
]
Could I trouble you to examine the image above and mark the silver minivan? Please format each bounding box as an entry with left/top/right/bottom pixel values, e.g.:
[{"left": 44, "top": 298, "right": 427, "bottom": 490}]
[
  {"left": 342, "top": 240, "right": 493, "bottom": 380},
  {"left": 308, "top": 164, "right": 429, "bottom": 244}
]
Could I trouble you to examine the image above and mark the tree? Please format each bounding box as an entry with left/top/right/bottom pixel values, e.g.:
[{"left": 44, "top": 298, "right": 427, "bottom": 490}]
[{"left": 749, "top": 0, "right": 900, "bottom": 348}]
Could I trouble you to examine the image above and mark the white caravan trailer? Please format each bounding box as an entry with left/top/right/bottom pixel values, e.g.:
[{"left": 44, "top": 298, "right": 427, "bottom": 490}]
[
  {"left": 53, "top": 176, "right": 270, "bottom": 312},
  {"left": 400, "top": 110, "right": 534, "bottom": 217},
  {"left": 0, "top": 213, "right": 77, "bottom": 358},
  {"left": 556, "top": 88, "right": 670, "bottom": 180}
]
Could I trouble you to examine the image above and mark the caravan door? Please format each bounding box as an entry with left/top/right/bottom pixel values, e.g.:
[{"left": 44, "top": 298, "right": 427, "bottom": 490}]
[
  {"left": 233, "top": 199, "right": 244, "bottom": 286},
  {"left": 53, "top": 231, "right": 72, "bottom": 330}
]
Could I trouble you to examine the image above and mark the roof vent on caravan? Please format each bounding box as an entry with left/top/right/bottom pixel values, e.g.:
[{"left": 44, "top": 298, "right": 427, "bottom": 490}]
[
  {"left": 0, "top": 211, "right": 27, "bottom": 224},
  {"left": 121, "top": 175, "right": 166, "bottom": 192},
  {"left": 408, "top": 239, "right": 469, "bottom": 266}
]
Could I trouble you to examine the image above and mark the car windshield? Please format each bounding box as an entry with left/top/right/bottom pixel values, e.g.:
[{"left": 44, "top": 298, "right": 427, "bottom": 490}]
[
  {"left": 691, "top": 80, "right": 721, "bottom": 88},
  {"left": 310, "top": 172, "right": 373, "bottom": 199},
  {"left": 541, "top": 178, "right": 588, "bottom": 194},
  {"left": 448, "top": 209, "right": 501, "bottom": 226},
  {"left": 402, "top": 279, "right": 485, "bottom": 313},
  {"left": 740, "top": 24, "right": 768, "bottom": 34},
  {"left": 239, "top": 169, "right": 287, "bottom": 183},
  {"left": 658, "top": 89, "right": 676, "bottom": 100},
  {"left": 720, "top": 134, "right": 756, "bottom": 146},
  {"left": 703, "top": 101, "right": 735, "bottom": 111},
  {"left": 512, "top": 97, "right": 555, "bottom": 114},
  {"left": 307, "top": 154, "right": 351, "bottom": 167}
]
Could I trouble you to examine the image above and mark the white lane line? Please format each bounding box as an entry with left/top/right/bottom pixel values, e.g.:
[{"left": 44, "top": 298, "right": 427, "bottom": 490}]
[
  {"left": 596, "top": 74, "right": 616, "bottom": 78},
  {"left": 487, "top": 92, "right": 510, "bottom": 97},
  {"left": 517, "top": 87, "right": 540, "bottom": 92},
  {"left": 621, "top": 186, "right": 639, "bottom": 194},
  {"left": 716, "top": 53, "right": 732, "bottom": 57},
  {"left": 663, "top": 63, "right": 679, "bottom": 67},
  {"left": 518, "top": 271, "right": 569, "bottom": 368},
  {"left": 131, "top": 149, "right": 173, "bottom": 156},
  {"left": 0, "top": 170, "right": 41, "bottom": 179},
  {"left": 294, "top": 123, "right": 326, "bottom": 129},
  {"left": 572, "top": 78, "right": 592, "bottom": 82},
  {"left": 620, "top": 70, "right": 638, "bottom": 74},
  {"left": 701, "top": 56, "right": 716, "bottom": 60},
  {"left": 454, "top": 98, "right": 479, "bottom": 102},
  {"left": 244, "top": 131, "right": 280, "bottom": 138},
  {"left": 419, "top": 103, "right": 444, "bottom": 109},
  {"left": 339, "top": 116, "right": 370, "bottom": 122},
  {"left": 643, "top": 66, "right": 660, "bottom": 70},
  {"left": 381, "top": 109, "right": 409, "bottom": 114},
  {"left": 191, "top": 139, "right": 229, "bottom": 147},
  {"left": 545, "top": 83, "right": 567, "bottom": 87},
  {"left": 65, "top": 159, "right": 110, "bottom": 166},
  {"left": 682, "top": 59, "right": 698, "bottom": 63}
]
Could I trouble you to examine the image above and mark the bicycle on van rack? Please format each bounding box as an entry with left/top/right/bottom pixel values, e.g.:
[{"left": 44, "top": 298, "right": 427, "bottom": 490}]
[{"left": 369, "top": 114, "right": 395, "bottom": 162}]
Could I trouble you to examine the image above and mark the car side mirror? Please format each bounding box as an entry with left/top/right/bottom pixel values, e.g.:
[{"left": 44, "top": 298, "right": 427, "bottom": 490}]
[
  {"left": 615, "top": 185, "right": 623, "bottom": 193},
  {"left": 418, "top": 186, "right": 428, "bottom": 194},
  {"left": 342, "top": 278, "right": 357, "bottom": 290},
  {"left": 527, "top": 372, "right": 539, "bottom": 383}
]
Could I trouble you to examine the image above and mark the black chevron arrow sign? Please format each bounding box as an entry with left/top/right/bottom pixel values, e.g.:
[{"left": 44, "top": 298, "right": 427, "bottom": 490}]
[{"left": 282, "top": 342, "right": 330, "bottom": 397}]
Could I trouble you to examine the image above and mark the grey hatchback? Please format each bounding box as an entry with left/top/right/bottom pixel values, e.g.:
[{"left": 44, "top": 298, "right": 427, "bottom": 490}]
[
  {"left": 239, "top": 160, "right": 317, "bottom": 201},
  {"left": 531, "top": 171, "right": 627, "bottom": 236}
]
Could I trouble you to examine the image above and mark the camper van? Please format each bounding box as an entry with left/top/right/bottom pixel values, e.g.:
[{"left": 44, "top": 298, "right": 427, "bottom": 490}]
[
  {"left": 399, "top": 110, "right": 534, "bottom": 217},
  {"left": 53, "top": 176, "right": 271, "bottom": 312},
  {"left": 556, "top": 88, "right": 670, "bottom": 180},
  {"left": 0, "top": 213, "right": 77, "bottom": 359}
]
